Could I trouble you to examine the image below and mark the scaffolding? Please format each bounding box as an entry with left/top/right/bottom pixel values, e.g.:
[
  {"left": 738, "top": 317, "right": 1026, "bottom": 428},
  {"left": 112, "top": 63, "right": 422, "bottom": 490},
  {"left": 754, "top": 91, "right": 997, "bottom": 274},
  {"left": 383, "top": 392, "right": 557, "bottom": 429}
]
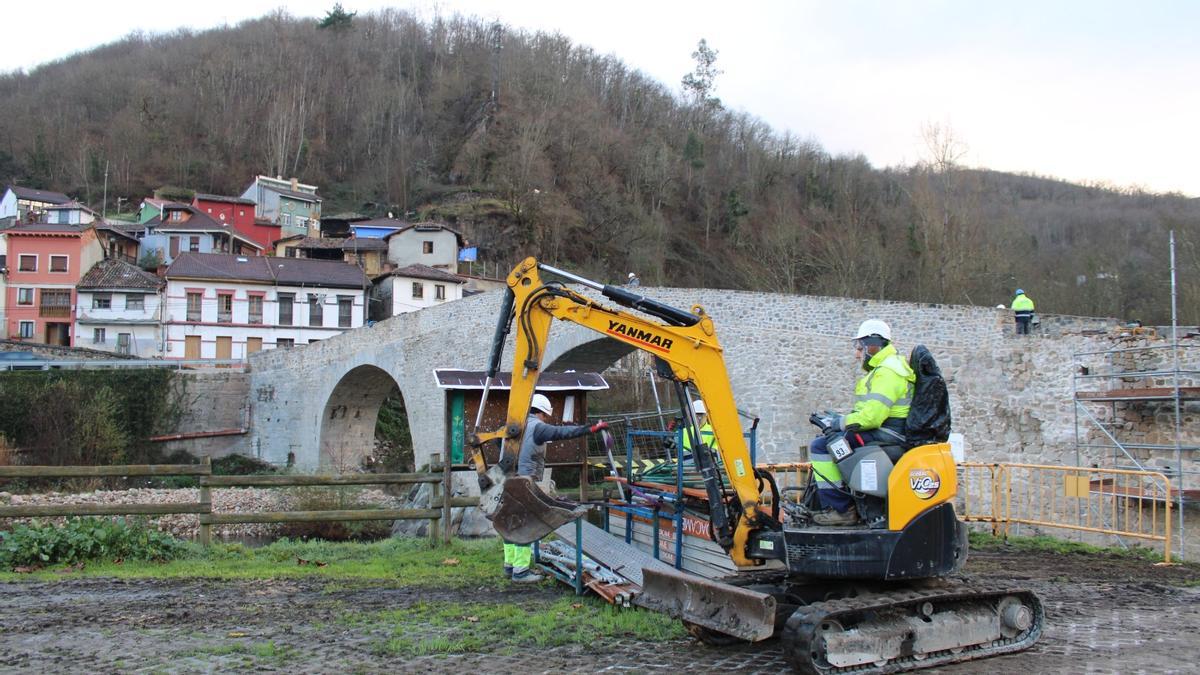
[{"left": 1071, "top": 230, "right": 1195, "bottom": 559}]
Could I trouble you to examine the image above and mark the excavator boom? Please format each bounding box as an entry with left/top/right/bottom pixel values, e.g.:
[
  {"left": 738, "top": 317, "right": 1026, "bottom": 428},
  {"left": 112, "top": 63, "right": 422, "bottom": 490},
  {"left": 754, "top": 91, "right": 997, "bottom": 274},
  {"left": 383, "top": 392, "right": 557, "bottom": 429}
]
[{"left": 467, "top": 258, "right": 767, "bottom": 563}]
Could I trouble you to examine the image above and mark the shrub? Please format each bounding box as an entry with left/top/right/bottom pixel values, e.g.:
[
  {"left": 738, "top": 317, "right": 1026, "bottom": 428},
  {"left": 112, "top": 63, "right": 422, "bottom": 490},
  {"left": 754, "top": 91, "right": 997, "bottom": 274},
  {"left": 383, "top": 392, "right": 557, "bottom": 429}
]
[
  {"left": 0, "top": 516, "right": 189, "bottom": 570},
  {"left": 276, "top": 487, "right": 394, "bottom": 542},
  {"left": 212, "top": 454, "right": 279, "bottom": 476}
]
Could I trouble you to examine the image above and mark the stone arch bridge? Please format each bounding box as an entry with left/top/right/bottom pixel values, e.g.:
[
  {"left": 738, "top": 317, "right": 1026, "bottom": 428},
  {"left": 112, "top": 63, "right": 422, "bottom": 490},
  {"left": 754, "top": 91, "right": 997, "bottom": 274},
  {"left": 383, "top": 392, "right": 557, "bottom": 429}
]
[{"left": 244, "top": 285, "right": 1115, "bottom": 471}]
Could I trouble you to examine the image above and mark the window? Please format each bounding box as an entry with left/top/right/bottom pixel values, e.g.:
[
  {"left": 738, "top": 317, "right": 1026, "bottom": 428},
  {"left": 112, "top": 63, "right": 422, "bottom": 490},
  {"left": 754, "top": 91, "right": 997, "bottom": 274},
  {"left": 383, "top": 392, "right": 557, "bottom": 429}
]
[
  {"left": 125, "top": 294, "right": 144, "bottom": 310},
  {"left": 248, "top": 295, "right": 263, "bottom": 324},
  {"left": 278, "top": 293, "right": 294, "bottom": 326},
  {"left": 94, "top": 328, "right": 106, "bottom": 344},
  {"left": 92, "top": 293, "right": 112, "bottom": 309},
  {"left": 169, "top": 236, "right": 180, "bottom": 258},
  {"left": 217, "top": 293, "right": 233, "bottom": 323},
  {"left": 18, "top": 254, "right": 36, "bottom": 272},
  {"left": 189, "top": 236, "right": 201, "bottom": 253},
  {"left": 296, "top": 216, "right": 308, "bottom": 227},
  {"left": 116, "top": 333, "right": 131, "bottom": 355},
  {"left": 169, "top": 210, "right": 184, "bottom": 222},
  {"left": 49, "top": 255, "right": 68, "bottom": 273},
  {"left": 435, "top": 284, "right": 446, "bottom": 301},
  {"left": 338, "top": 296, "right": 353, "bottom": 328},
  {"left": 412, "top": 282, "right": 424, "bottom": 299},
  {"left": 308, "top": 293, "right": 323, "bottom": 327},
  {"left": 423, "top": 241, "right": 433, "bottom": 254},
  {"left": 186, "top": 292, "right": 203, "bottom": 322},
  {"left": 275, "top": 338, "right": 294, "bottom": 349},
  {"left": 281, "top": 213, "right": 292, "bottom": 226},
  {"left": 18, "top": 321, "right": 34, "bottom": 339},
  {"left": 17, "top": 288, "right": 33, "bottom": 306}
]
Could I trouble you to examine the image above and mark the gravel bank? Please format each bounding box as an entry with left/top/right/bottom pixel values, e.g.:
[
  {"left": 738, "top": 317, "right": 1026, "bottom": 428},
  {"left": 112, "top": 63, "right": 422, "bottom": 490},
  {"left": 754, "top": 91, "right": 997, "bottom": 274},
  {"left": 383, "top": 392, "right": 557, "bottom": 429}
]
[{"left": 0, "top": 487, "right": 408, "bottom": 540}]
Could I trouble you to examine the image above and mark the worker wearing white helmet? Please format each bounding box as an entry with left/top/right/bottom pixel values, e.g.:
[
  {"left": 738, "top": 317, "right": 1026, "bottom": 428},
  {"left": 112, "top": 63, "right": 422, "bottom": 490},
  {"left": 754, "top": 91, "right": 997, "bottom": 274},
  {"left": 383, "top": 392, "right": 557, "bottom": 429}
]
[
  {"left": 681, "top": 399, "right": 719, "bottom": 455},
  {"left": 807, "top": 319, "right": 915, "bottom": 526},
  {"left": 626, "top": 272, "right": 641, "bottom": 287},
  {"left": 503, "top": 392, "right": 609, "bottom": 584}
]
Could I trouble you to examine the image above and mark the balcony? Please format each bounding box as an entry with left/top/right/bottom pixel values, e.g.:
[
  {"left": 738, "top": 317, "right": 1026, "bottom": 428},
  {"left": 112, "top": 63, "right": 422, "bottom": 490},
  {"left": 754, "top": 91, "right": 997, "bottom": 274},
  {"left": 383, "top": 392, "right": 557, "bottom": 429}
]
[{"left": 39, "top": 305, "right": 71, "bottom": 318}]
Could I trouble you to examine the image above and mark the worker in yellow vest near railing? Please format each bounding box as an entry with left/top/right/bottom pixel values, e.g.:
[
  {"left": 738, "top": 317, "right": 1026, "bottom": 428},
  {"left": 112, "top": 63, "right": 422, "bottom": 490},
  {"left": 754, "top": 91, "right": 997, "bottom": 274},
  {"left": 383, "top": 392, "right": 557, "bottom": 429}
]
[{"left": 1011, "top": 289, "right": 1035, "bottom": 335}]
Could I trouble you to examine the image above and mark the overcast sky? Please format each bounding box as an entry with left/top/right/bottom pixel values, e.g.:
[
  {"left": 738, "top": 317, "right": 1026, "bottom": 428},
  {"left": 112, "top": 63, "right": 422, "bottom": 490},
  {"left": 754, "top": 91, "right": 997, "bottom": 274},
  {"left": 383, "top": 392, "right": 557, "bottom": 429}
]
[{"left": 3, "top": 0, "right": 1196, "bottom": 196}]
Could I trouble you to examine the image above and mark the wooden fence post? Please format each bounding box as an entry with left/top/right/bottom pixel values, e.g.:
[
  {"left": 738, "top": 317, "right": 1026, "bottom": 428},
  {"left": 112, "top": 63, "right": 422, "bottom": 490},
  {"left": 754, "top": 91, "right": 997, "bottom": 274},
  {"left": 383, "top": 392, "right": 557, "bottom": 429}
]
[
  {"left": 429, "top": 453, "right": 442, "bottom": 546},
  {"left": 198, "top": 456, "right": 212, "bottom": 547},
  {"left": 442, "top": 450, "right": 453, "bottom": 545}
]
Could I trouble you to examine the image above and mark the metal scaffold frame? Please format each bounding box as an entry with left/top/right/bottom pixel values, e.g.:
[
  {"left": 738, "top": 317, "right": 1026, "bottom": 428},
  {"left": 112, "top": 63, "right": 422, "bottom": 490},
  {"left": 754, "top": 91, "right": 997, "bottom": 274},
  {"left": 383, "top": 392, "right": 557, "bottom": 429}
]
[{"left": 1071, "top": 230, "right": 1194, "bottom": 559}]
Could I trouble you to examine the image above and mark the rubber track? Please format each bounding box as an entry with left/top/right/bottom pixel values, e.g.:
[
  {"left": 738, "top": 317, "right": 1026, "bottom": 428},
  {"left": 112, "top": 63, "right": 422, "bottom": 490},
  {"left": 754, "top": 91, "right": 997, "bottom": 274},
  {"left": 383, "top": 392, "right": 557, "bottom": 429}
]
[{"left": 781, "top": 583, "right": 1044, "bottom": 675}]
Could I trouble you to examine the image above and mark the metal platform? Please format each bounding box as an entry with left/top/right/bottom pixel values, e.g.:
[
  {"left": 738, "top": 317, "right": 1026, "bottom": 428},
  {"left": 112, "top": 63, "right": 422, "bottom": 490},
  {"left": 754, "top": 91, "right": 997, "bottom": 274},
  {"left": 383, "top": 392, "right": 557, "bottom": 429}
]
[{"left": 554, "top": 518, "right": 678, "bottom": 588}]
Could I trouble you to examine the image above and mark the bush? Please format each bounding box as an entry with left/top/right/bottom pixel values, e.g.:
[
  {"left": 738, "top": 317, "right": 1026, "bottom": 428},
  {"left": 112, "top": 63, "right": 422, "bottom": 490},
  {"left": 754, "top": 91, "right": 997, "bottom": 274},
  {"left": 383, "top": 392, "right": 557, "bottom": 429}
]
[
  {"left": 213, "top": 454, "right": 279, "bottom": 476},
  {"left": 276, "top": 487, "right": 394, "bottom": 542},
  {"left": 0, "top": 516, "right": 189, "bottom": 570}
]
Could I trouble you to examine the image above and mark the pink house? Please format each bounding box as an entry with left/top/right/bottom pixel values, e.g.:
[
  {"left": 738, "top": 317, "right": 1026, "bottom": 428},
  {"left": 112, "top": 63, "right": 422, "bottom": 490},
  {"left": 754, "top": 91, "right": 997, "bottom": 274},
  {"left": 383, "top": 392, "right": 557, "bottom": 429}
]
[{"left": 4, "top": 223, "right": 104, "bottom": 345}]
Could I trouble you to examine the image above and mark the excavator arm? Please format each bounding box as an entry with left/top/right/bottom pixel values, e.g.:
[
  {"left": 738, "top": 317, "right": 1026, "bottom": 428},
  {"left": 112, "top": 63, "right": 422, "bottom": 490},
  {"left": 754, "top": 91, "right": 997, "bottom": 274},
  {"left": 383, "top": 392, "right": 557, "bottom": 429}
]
[{"left": 468, "top": 257, "right": 769, "bottom": 566}]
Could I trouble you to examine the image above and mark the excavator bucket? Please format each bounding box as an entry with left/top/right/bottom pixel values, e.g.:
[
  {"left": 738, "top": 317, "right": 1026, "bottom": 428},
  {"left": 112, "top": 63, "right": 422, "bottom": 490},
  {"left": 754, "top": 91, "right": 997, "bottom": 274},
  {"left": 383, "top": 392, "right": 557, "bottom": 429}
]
[
  {"left": 487, "top": 475, "right": 589, "bottom": 544},
  {"left": 636, "top": 567, "right": 777, "bottom": 642}
]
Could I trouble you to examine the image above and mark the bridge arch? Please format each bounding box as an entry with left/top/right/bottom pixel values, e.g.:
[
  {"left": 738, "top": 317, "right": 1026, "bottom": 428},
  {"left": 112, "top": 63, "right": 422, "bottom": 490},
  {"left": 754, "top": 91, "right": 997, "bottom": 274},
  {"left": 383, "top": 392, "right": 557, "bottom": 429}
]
[{"left": 318, "top": 364, "right": 403, "bottom": 470}]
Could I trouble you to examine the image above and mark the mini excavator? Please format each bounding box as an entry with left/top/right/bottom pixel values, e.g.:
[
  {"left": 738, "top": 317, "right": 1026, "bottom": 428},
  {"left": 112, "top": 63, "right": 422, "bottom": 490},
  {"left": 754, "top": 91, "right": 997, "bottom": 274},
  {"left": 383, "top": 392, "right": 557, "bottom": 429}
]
[{"left": 468, "top": 258, "right": 1043, "bottom": 674}]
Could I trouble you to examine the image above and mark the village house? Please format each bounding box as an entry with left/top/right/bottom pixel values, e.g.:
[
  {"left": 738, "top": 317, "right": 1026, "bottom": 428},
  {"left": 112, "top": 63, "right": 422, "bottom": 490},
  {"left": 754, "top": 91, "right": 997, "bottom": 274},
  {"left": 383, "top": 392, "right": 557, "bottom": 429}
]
[
  {"left": 139, "top": 203, "right": 262, "bottom": 265},
  {"left": 273, "top": 234, "right": 389, "bottom": 277},
  {"left": 0, "top": 185, "right": 71, "bottom": 224},
  {"left": 192, "top": 193, "right": 280, "bottom": 249},
  {"left": 162, "top": 252, "right": 368, "bottom": 360},
  {"left": 383, "top": 221, "right": 464, "bottom": 270},
  {"left": 75, "top": 259, "right": 165, "bottom": 357},
  {"left": 43, "top": 201, "right": 99, "bottom": 226},
  {"left": 370, "top": 263, "right": 465, "bottom": 320},
  {"left": 239, "top": 176, "right": 321, "bottom": 239},
  {"left": 3, "top": 223, "right": 104, "bottom": 345}
]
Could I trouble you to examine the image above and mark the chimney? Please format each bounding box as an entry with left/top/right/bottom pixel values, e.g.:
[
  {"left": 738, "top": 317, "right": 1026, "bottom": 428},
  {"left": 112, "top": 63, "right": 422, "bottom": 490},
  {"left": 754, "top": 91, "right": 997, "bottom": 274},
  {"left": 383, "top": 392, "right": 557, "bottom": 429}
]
[
  {"left": 155, "top": 264, "right": 168, "bottom": 277},
  {"left": 382, "top": 261, "right": 395, "bottom": 274},
  {"left": 290, "top": 177, "right": 299, "bottom": 191}
]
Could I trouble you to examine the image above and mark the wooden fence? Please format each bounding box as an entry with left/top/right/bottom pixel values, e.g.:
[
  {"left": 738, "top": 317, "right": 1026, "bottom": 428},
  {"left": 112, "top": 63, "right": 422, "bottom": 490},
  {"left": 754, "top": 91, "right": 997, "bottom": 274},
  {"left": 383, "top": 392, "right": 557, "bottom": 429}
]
[{"left": 0, "top": 453, "right": 477, "bottom": 546}]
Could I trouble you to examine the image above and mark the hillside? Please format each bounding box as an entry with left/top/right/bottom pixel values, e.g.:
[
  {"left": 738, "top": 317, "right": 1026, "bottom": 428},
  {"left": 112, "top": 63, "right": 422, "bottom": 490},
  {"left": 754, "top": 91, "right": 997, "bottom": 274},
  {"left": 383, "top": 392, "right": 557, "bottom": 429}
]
[{"left": 0, "top": 9, "right": 1197, "bottom": 323}]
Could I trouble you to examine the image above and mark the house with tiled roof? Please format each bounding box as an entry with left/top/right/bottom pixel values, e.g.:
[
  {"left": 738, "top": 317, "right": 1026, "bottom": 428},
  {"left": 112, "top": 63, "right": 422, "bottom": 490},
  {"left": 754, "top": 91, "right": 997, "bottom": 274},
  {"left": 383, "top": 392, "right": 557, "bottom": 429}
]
[
  {"left": 272, "top": 234, "right": 390, "bottom": 277},
  {"left": 3, "top": 223, "right": 104, "bottom": 345},
  {"left": 370, "top": 263, "right": 465, "bottom": 320},
  {"left": 75, "top": 259, "right": 165, "bottom": 356},
  {"left": 192, "top": 193, "right": 280, "bottom": 249},
  {"left": 239, "top": 176, "right": 321, "bottom": 239},
  {"left": 0, "top": 185, "right": 72, "bottom": 222},
  {"left": 43, "top": 201, "right": 99, "bottom": 226},
  {"left": 162, "top": 252, "right": 368, "bottom": 360},
  {"left": 382, "top": 221, "right": 465, "bottom": 271},
  {"left": 139, "top": 203, "right": 262, "bottom": 265}
]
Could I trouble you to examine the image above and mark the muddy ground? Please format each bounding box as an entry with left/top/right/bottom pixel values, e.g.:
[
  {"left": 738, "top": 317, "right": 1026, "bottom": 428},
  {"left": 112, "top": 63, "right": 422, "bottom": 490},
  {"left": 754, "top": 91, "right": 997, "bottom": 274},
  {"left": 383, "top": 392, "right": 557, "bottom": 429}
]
[{"left": 2, "top": 547, "right": 1198, "bottom": 674}]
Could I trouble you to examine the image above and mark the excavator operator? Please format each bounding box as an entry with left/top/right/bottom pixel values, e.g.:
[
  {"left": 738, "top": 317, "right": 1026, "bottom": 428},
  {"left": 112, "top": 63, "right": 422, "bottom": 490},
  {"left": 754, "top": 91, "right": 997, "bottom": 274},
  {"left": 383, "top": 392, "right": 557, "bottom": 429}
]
[
  {"left": 808, "top": 319, "right": 916, "bottom": 526},
  {"left": 502, "top": 393, "right": 609, "bottom": 583}
]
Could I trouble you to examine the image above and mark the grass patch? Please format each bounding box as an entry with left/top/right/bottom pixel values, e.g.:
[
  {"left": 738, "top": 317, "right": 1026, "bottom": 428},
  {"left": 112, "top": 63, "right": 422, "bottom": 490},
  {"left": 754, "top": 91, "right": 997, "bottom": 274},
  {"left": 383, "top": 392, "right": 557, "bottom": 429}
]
[
  {"left": 358, "top": 597, "right": 685, "bottom": 656},
  {"left": 0, "top": 537, "right": 504, "bottom": 585},
  {"left": 968, "top": 530, "right": 1165, "bottom": 561}
]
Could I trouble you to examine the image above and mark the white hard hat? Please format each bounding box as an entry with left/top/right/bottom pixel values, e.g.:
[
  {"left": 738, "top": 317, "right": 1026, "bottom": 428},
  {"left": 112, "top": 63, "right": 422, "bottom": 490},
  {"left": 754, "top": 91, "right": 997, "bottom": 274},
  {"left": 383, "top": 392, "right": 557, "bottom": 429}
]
[
  {"left": 692, "top": 400, "right": 707, "bottom": 415},
  {"left": 854, "top": 319, "right": 892, "bottom": 342},
  {"left": 531, "top": 393, "right": 553, "bottom": 416},
  {"left": 628, "top": 272, "right": 636, "bottom": 278}
]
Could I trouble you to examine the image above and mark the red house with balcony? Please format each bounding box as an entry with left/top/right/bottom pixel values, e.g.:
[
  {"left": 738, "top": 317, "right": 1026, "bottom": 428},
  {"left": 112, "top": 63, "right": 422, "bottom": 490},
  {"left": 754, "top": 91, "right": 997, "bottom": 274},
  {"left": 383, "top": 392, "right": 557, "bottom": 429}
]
[
  {"left": 192, "top": 193, "right": 279, "bottom": 250},
  {"left": 4, "top": 223, "right": 105, "bottom": 345}
]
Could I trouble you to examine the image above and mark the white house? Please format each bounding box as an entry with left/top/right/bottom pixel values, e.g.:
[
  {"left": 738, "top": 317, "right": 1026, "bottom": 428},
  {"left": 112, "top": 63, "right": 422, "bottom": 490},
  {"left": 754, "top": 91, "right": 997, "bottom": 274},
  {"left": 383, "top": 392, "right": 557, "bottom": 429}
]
[
  {"left": 383, "top": 221, "right": 464, "bottom": 270},
  {"left": 163, "top": 252, "right": 368, "bottom": 360},
  {"left": 0, "top": 185, "right": 71, "bottom": 223},
  {"left": 75, "top": 259, "right": 165, "bottom": 356},
  {"left": 370, "top": 264, "right": 465, "bottom": 320},
  {"left": 44, "top": 201, "right": 99, "bottom": 225}
]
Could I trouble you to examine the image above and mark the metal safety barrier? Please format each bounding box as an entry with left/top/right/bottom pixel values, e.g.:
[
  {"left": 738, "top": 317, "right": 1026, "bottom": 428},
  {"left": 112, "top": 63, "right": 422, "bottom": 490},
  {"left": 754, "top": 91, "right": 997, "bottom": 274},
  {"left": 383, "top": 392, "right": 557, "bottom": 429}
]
[{"left": 958, "top": 462, "right": 1173, "bottom": 563}]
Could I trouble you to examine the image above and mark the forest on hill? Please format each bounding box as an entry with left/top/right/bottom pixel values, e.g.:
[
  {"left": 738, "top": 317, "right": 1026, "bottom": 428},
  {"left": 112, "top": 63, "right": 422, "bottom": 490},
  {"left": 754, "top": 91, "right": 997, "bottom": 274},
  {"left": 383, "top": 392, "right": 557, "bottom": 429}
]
[{"left": 0, "top": 8, "right": 1197, "bottom": 324}]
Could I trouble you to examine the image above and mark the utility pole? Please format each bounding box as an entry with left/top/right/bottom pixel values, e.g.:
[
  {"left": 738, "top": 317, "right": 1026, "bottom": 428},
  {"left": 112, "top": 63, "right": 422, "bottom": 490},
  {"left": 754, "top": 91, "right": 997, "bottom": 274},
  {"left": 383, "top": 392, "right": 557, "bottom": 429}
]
[{"left": 102, "top": 160, "right": 109, "bottom": 219}]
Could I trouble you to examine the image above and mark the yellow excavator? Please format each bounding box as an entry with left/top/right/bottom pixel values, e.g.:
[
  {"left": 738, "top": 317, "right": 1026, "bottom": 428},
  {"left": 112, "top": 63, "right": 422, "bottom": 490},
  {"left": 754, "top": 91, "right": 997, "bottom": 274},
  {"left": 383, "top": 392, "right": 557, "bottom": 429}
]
[{"left": 468, "top": 258, "right": 1043, "bottom": 674}]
